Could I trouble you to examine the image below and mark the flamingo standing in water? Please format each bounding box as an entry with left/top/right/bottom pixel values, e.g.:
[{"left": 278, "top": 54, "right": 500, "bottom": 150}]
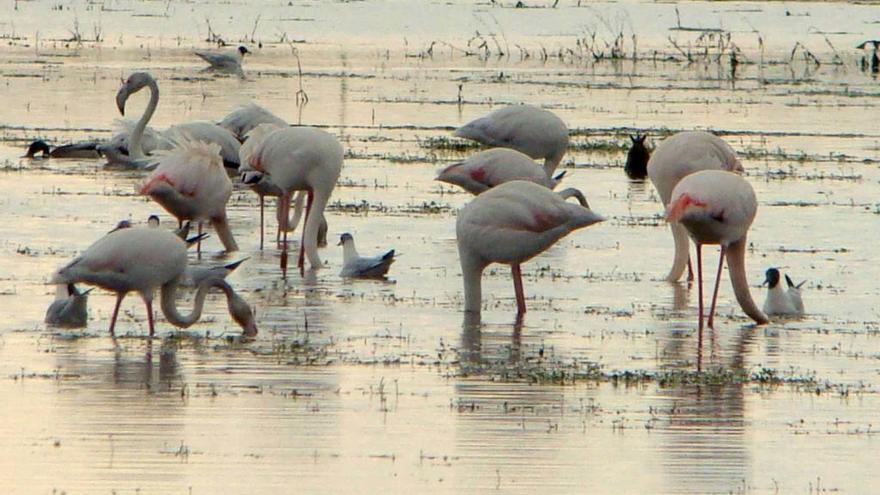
[
  {"left": 140, "top": 141, "right": 239, "bottom": 254},
  {"left": 456, "top": 180, "right": 605, "bottom": 316},
  {"left": 243, "top": 126, "right": 342, "bottom": 275},
  {"left": 219, "top": 102, "right": 287, "bottom": 142},
  {"left": 647, "top": 131, "right": 744, "bottom": 282},
  {"left": 51, "top": 227, "right": 258, "bottom": 336},
  {"left": 454, "top": 105, "right": 569, "bottom": 177},
  {"left": 436, "top": 148, "right": 566, "bottom": 194},
  {"left": 666, "top": 170, "right": 768, "bottom": 334}
]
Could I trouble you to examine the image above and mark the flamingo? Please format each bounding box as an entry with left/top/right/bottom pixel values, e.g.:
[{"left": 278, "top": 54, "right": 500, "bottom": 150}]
[
  {"left": 624, "top": 134, "right": 649, "bottom": 180},
  {"left": 140, "top": 140, "right": 239, "bottom": 253},
  {"left": 51, "top": 227, "right": 257, "bottom": 337},
  {"left": 647, "top": 131, "right": 744, "bottom": 282},
  {"left": 456, "top": 180, "right": 605, "bottom": 316},
  {"left": 101, "top": 72, "right": 241, "bottom": 168},
  {"left": 219, "top": 102, "right": 287, "bottom": 142},
  {"left": 436, "top": 148, "right": 566, "bottom": 194},
  {"left": 45, "top": 284, "right": 92, "bottom": 328},
  {"left": 762, "top": 268, "right": 805, "bottom": 316},
  {"left": 195, "top": 45, "right": 249, "bottom": 74},
  {"left": 666, "top": 170, "right": 768, "bottom": 333},
  {"left": 239, "top": 124, "right": 328, "bottom": 250},
  {"left": 338, "top": 233, "right": 395, "bottom": 278},
  {"left": 454, "top": 105, "right": 569, "bottom": 177},
  {"left": 244, "top": 126, "right": 342, "bottom": 274}
]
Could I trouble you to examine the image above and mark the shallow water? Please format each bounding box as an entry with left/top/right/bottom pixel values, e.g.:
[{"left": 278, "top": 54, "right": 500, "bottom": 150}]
[{"left": 2, "top": 1, "right": 880, "bottom": 493}]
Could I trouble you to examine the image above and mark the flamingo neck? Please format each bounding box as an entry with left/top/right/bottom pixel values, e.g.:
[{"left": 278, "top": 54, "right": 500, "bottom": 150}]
[
  {"left": 725, "top": 236, "right": 769, "bottom": 325},
  {"left": 160, "top": 277, "right": 235, "bottom": 328},
  {"left": 276, "top": 190, "right": 305, "bottom": 233},
  {"left": 459, "top": 250, "right": 486, "bottom": 314},
  {"left": 303, "top": 189, "right": 329, "bottom": 268},
  {"left": 130, "top": 78, "right": 159, "bottom": 159},
  {"left": 212, "top": 213, "right": 239, "bottom": 252},
  {"left": 666, "top": 222, "right": 691, "bottom": 283},
  {"left": 543, "top": 150, "right": 565, "bottom": 177}
]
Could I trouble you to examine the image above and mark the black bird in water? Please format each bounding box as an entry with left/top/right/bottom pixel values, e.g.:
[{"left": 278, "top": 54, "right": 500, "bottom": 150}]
[{"left": 624, "top": 134, "right": 650, "bottom": 180}]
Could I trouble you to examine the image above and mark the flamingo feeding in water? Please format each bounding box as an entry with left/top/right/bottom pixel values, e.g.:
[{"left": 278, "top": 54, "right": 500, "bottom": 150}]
[
  {"left": 647, "top": 131, "right": 744, "bottom": 283},
  {"left": 456, "top": 180, "right": 605, "bottom": 316},
  {"left": 239, "top": 124, "right": 328, "bottom": 251},
  {"left": 454, "top": 105, "right": 569, "bottom": 177},
  {"left": 666, "top": 170, "right": 768, "bottom": 332},
  {"left": 243, "top": 126, "right": 342, "bottom": 275},
  {"left": 436, "top": 148, "right": 565, "bottom": 194},
  {"left": 140, "top": 140, "right": 239, "bottom": 254},
  {"left": 219, "top": 102, "right": 287, "bottom": 142},
  {"left": 51, "top": 227, "right": 258, "bottom": 337}
]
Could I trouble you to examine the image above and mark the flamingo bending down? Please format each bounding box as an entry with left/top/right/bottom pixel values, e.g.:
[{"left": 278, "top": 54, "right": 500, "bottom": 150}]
[
  {"left": 219, "top": 102, "right": 287, "bottom": 142},
  {"left": 239, "top": 124, "right": 329, "bottom": 250},
  {"left": 666, "top": 170, "right": 768, "bottom": 332},
  {"left": 436, "top": 148, "right": 565, "bottom": 194},
  {"left": 648, "top": 131, "right": 744, "bottom": 282},
  {"left": 244, "top": 126, "right": 342, "bottom": 274},
  {"left": 51, "top": 227, "right": 257, "bottom": 336},
  {"left": 454, "top": 105, "right": 569, "bottom": 177},
  {"left": 102, "top": 72, "right": 241, "bottom": 168},
  {"left": 456, "top": 180, "right": 605, "bottom": 316},
  {"left": 140, "top": 140, "right": 239, "bottom": 253}
]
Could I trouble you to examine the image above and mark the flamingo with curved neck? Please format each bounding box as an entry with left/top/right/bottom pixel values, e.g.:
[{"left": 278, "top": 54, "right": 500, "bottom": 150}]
[
  {"left": 456, "top": 181, "right": 604, "bottom": 316},
  {"left": 666, "top": 170, "right": 768, "bottom": 333},
  {"left": 51, "top": 227, "right": 257, "bottom": 336}
]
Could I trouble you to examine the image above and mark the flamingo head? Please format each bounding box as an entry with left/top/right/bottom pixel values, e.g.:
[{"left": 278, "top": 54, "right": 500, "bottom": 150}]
[
  {"left": 116, "top": 72, "right": 155, "bottom": 116},
  {"left": 229, "top": 292, "right": 258, "bottom": 337}
]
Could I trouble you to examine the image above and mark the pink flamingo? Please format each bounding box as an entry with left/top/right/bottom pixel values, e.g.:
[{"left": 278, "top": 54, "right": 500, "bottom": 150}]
[
  {"left": 51, "top": 227, "right": 257, "bottom": 337},
  {"left": 436, "top": 148, "right": 565, "bottom": 194},
  {"left": 666, "top": 170, "right": 768, "bottom": 333},
  {"left": 243, "top": 126, "right": 342, "bottom": 275},
  {"left": 456, "top": 180, "right": 605, "bottom": 316},
  {"left": 454, "top": 105, "right": 569, "bottom": 177},
  {"left": 648, "top": 131, "right": 743, "bottom": 282},
  {"left": 140, "top": 141, "right": 239, "bottom": 254}
]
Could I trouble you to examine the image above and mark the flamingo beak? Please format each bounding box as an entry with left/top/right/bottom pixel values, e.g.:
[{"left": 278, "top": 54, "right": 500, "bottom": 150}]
[{"left": 115, "top": 85, "right": 130, "bottom": 116}]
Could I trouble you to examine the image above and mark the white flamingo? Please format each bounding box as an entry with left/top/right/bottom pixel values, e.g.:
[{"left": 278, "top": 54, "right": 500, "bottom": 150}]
[
  {"left": 454, "top": 105, "right": 569, "bottom": 177},
  {"left": 140, "top": 141, "right": 239, "bottom": 253},
  {"left": 219, "top": 102, "right": 287, "bottom": 142},
  {"left": 102, "top": 72, "right": 241, "bottom": 168},
  {"left": 666, "top": 170, "right": 768, "bottom": 332},
  {"left": 51, "top": 227, "right": 258, "bottom": 336},
  {"left": 647, "top": 131, "right": 744, "bottom": 283},
  {"left": 239, "top": 124, "right": 328, "bottom": 250},
  {"left": 456, "top": 180, "right": 605, "bottom": 316},
  {"left": 244, "top": 126, "right": 342, "bottom": 274},
  {"left": 436, "top": 148, "right": 565, "bottom": 194}
]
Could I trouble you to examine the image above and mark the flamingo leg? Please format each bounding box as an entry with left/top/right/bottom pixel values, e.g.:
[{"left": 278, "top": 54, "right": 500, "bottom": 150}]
[
  {"left": 259, "top": 195, "right": 265, "bottom": 251},
  {"left": 696, "top": 243, "right": 704, "bottom": 341},
  {"left": 512, "top": 263, "right": 526, "bottom": 316},
  {"left": 298, "top": 189, "right": 314, "bottom": 271},
  {"left": 279, "top": 192, "right": 291, "bottom": 278},
  {"left": 108, "top": 293, "right": 124, "bottom": 335},
  {"left": 196, "top": 222, "right": 203, "bottom": 259},
  {"left": 145, "top": 299, "right": 155, "bottom": 337},
  {"left": 707, "top": 246, "right": 726, "bottom": 328}
]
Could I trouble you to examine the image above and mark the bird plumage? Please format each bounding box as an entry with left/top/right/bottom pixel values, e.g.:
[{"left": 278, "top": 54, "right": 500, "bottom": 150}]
[
  {"left": 220, "top": 103, "right": 287, "bottom": 141},
  {"left": 339, "top": 233, "right": 395, "bottom": 278},
  {"left": 45, "top": 284, "right": 91, "bottom": 328},
  {"left": 454, "top": 105, "right": 569, "bottom": 177},
  {"left": 195, "top": 45, "right": 249, "bottom": 74},
  {"left": 763, "top": 268, "right": 805, "bottom": 316},
  {"left": 436, "top": 148, "right": 560, "bottom": 194}
]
